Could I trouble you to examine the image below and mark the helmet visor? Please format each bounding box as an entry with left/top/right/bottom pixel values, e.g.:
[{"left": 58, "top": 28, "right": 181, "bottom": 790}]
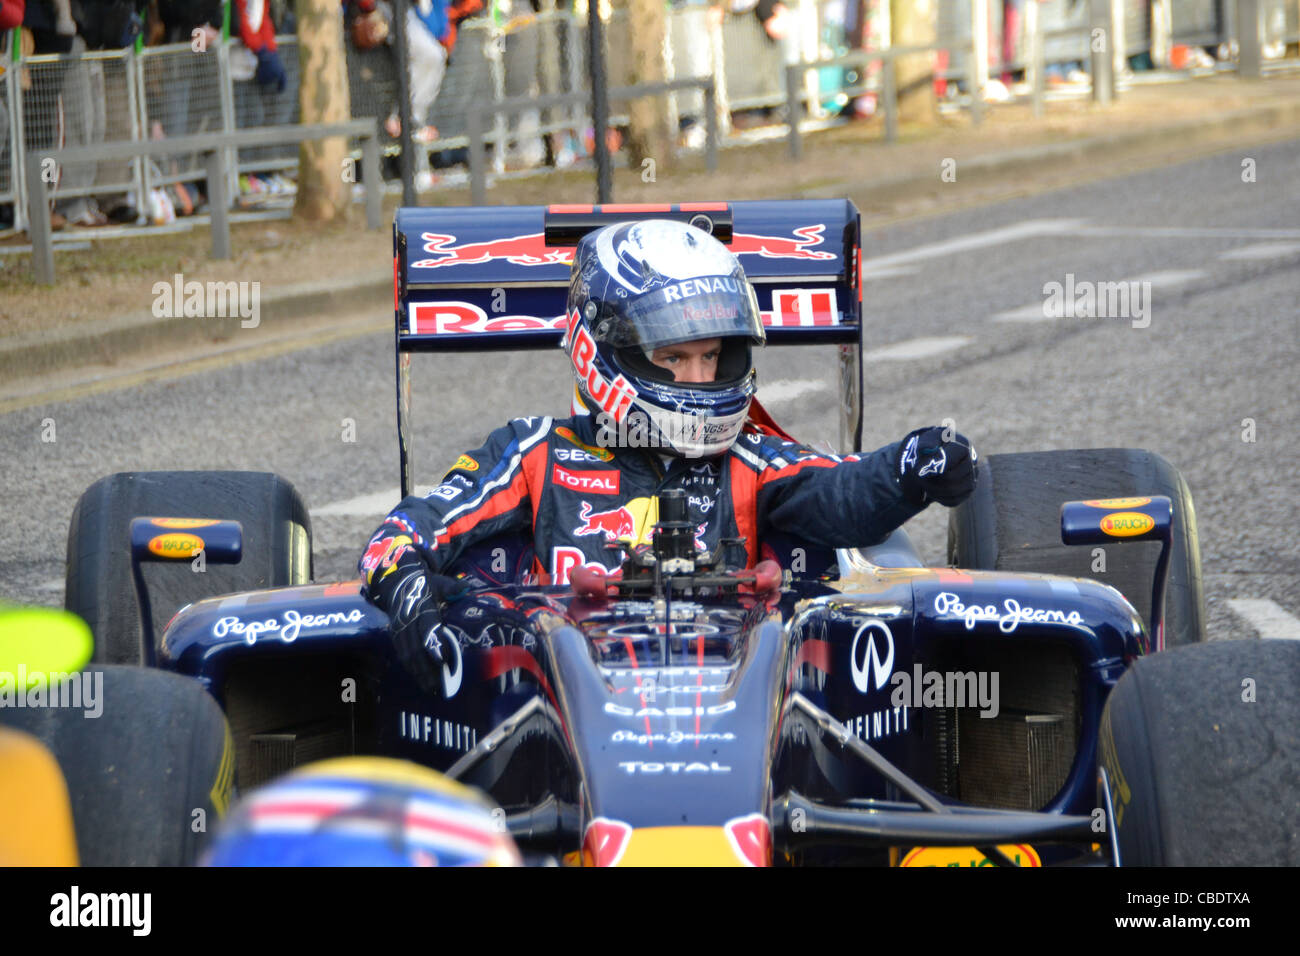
[{"left": 593, "top": 278, "right": 765, "bottom": 351}]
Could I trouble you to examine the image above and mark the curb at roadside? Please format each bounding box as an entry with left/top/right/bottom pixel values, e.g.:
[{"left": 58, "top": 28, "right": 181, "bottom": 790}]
[{"left": 0, "top": 271, "right": 392, "bottom": 387}]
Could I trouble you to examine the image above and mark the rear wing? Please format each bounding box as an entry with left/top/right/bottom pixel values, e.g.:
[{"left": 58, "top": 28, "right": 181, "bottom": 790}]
[{"left": 393, "top": 200, "right": 863, "bottom": 498}]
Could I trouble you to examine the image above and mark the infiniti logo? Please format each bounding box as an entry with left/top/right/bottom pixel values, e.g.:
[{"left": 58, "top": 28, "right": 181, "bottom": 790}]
[{"left": 849, "top": 619, "right": 895, "bottom": 694}]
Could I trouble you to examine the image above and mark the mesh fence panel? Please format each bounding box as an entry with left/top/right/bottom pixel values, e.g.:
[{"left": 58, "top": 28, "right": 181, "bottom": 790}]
[
  {"left": 19, "top": 50, "right": 137, "bottom": 211},
  {"left": 1124, "top": 0, "right": 1153, "bottom": 57},
  {"left": 346, "top": 37, "right": 399, "bottom": 141},
  {"left": 1038, "top": 0, "right": 1090, "bottom": 65},
  {"left": 502, "top": 15, "right": 540, "bottom": 98},
  {"left": 234, "top": 36, "right": 300, "bottom": 172},
  {"left": 428, "top": 21, "right": 500, "bottom": 142},
  {"left": 719, "top": 11, "right": 788, "bottom": 109},
  {"left": 602, "top": 10, "right": 633, "bottom": 90},
  {"left": 667, "top": 6, "right": 711, "bottom": 117},
  {"left": 935, "top": 0, "right": 972, "bottom": 77},
  {"left": 1169, "top": 0, "right": 1224, "bottom": 45},
  {"left": 21, "top": 55, "right": 84, "bottom": 196},
  {"left": 139, "top": 42, "right": 227, "bottom": 185},
  {"left": 500, "top": 15, "right": 546, "bottom": 161},
  {"left": 91, "top": 51, "right": 137, "bottom": 203}
]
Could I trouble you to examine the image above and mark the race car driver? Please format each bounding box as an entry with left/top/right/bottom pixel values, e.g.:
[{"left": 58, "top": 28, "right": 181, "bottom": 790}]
[{"left": 360, "top": 219, "right": 977, "bottom": 694}]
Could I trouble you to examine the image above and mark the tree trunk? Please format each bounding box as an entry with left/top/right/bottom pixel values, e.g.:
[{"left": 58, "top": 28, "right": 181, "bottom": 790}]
[
  {"left": 623, "top": 0, "right": 674, "bottom": 173},
  {"left": 890, "top": 0, "right": 936, "bottom": 125},
  {"left": 294, "top": 0, "right": 353, "bottom": 221}
]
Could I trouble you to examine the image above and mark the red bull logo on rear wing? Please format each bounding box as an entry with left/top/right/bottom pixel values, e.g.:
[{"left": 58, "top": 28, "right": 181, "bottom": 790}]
[{"left": 394, "top": 200, "right": 862, "bottom": 353}]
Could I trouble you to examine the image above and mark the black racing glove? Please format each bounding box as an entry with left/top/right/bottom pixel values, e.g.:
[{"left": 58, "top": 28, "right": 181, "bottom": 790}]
[
  {"left": 368, "top": 551, "right": 468, "bottom": 695},
  {"left": 897, "top": 426, "right": 978, "bottom": 507}
]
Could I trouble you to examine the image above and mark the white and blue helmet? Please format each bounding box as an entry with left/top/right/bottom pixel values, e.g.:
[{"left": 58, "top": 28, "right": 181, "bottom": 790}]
[{"left": 564, "top": 219, "right": 766, "bottom": 458}]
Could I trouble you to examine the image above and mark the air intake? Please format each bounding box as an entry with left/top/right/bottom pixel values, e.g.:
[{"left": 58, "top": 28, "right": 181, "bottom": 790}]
[{"left": 927, "top": 641, "right": 1080, "bottom": 810}]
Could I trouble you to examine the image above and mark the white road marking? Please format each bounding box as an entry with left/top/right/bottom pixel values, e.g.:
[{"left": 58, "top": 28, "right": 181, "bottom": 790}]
[
  {"left": 994, "top": 301, "right": 1059, "bottom": 322},
  {"left": 1129, "top": 269, "right": 1206, "bottom": 288},
  {"left": 864, "top": 335, "right": 972, "bottom": 361},
  {"left": 1218, "top": 242, "right": 1300, "bottom": 261},
  {"left": 315, "top": 487, "right": 431, "bottom": 517},
  {"left": 860, "top": 264, "right": 921, "bottom": 280},
  {"left": 861, "top": 219, "right": 1086, "bottom": 272},
  {"left": 993, "top": 270, "right": 1205, "bottom": 322},
  {"left": 1077, "top": 226, "right": 1300, "bottom": 240},
  {"left": 759, "top": 379, "right": 831, "bottom": 404},
  {"left": 1227, "top": 599, "right": 1300, "bottom": 640}
]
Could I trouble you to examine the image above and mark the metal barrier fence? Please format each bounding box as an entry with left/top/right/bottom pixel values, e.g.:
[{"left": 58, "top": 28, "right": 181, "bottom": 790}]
[
  {"left": 3, "top": 1, "right": 1300, "bottom": 231},
  {"left": 25, "top": 119, "right": 382, "bottom": 283}
]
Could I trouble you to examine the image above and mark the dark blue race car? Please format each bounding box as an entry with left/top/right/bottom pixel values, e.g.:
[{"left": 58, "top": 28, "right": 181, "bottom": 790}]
[{"left": 43, "top": 200, "right": 1299, "bottom": 867}]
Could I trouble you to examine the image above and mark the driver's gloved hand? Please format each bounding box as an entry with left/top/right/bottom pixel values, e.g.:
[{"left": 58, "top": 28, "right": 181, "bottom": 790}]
[
  {"left": 366, "top": 548, "right": 468, "bottom": 695},
  {"left": 897, "top": 426, "right": 978, "bottom": 507}
]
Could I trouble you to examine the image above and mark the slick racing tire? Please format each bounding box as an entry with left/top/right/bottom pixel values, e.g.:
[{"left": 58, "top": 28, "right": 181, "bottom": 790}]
[
  {"left": 1098, "top": 639, "right": 1300, "bottom": 866},
  {"left": 947, "top": 448, "right": 1205, "bottom": 646},
  {"left": 66, "top": 471, "right": 313, "bottom": 664},
  {"left": 0, "top": 665, "right": 234, "bottom": 865}
]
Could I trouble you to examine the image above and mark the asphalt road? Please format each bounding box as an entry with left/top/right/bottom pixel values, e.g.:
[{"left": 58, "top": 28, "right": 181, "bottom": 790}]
[{"left": 3, "top": 136, "right": 1297, "bottom": 643}]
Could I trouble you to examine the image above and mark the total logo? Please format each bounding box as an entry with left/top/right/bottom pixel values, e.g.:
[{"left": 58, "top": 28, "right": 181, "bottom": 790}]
[
  {"left": 617, "top": 761, "right": 731, "bottom": 775},
  {"left": 1100, "top": 511, "right": 1156, "bottom": 537},
  {"left": 553, "top": 465, "right": 619, "bottom": 495},
  {"left": 849, "top": 619, "right": 895, "bottom": 694}
]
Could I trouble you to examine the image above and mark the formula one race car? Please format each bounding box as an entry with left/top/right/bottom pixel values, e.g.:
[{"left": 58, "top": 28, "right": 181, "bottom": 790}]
[{"left": 25, "top": 200, "right": 1298, "bottom": 867}]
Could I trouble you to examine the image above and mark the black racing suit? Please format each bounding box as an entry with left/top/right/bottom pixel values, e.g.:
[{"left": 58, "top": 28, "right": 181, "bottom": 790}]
[{"left": 360, "top": 412, "right": 924, "bottom": 592}]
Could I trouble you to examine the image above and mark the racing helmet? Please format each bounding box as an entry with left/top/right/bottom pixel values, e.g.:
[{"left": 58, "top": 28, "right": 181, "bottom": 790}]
[
  {"left": 202, "top": 757, "right": 522, "bottom": 867},
  {"left": 564, "top": 219, "right": 765, "bottom": 458}
]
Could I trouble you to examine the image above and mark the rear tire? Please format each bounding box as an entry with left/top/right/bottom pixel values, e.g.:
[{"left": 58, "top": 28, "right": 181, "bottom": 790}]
[
  {"left": 0, "top": 665, "right": 234, "bottom": 865},
  {"left": 65, "top": 471, "right": 313, "bottom": 664},
  {"left": 1099, "top": 639, "right": 1300, "bottom": 865},
  {"left": 948, "top": 448, "right": 1205, "bottom": 646}
]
